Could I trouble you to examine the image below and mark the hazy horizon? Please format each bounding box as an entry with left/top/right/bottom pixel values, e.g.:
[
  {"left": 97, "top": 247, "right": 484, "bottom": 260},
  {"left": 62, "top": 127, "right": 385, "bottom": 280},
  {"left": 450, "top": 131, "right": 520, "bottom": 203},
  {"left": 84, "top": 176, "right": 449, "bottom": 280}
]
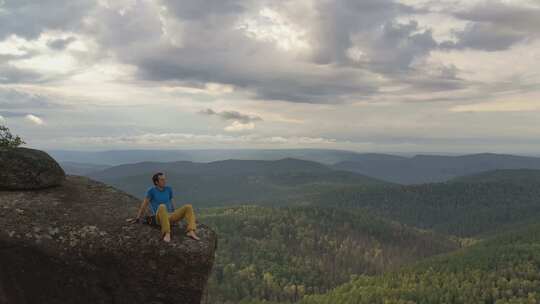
[{"left": 43, "top": 147, "right": 540, "bottom": 158}]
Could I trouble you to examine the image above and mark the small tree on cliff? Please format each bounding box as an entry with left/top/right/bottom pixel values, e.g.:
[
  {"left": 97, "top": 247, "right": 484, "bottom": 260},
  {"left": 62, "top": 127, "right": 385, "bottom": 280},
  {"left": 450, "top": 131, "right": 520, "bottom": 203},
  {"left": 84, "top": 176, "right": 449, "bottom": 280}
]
[{"left": 0, "top": 124, "right": 26, "bottom": 148}]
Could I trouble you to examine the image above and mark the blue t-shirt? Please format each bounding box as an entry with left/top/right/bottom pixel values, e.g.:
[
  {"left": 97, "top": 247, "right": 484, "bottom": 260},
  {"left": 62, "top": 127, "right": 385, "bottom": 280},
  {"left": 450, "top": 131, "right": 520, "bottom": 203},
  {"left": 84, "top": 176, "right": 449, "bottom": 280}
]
[{"left": 145, "top": 185, "right": 174, "bottom": 215}]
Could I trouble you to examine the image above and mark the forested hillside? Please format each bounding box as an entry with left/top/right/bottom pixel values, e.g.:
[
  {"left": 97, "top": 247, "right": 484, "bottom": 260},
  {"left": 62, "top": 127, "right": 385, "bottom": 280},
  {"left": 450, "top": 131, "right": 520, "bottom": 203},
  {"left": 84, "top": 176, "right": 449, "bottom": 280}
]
[
  {"left": 198, "top": 205, "right": 460, "bottom": 303},
  {"left": 299, "top": 222, "right": 540, "bottom": 304},
  {"left": 309, "top": 169, "right": 540, "bottom": 237},
  {"left": 447, "top": 168, "right": 540, "bottom": 185}
]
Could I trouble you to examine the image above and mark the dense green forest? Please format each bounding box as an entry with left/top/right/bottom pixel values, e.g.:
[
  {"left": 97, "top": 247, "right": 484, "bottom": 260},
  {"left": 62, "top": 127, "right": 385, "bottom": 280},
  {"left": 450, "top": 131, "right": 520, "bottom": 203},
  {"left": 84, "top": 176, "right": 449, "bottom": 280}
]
[
  {"left": 193, "top": 169, "right": 540, "bottom": 303},
  {"left": 198, "top": 205, "right": 460, "bottom": 303},
  {"left": 447, "top": 168, "right": 540, "bottom": 185},
  {"left": 299, "top": 222, "right": 540, "bottom": 304},
  {"left": 308, "top": 170, "right": 540, "bottom": 237}
]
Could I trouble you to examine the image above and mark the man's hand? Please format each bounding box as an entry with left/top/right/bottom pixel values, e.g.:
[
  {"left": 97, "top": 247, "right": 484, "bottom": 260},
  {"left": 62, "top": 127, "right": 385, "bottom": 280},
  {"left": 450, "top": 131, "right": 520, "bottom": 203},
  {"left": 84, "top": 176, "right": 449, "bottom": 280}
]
[{"left": 132, "top": 197, "right": 150, "bottom": 224}]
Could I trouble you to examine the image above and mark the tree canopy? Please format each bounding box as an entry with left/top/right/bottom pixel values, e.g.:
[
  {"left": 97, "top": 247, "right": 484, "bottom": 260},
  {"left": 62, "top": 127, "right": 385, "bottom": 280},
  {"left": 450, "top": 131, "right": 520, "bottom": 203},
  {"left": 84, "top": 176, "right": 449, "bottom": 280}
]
[{"left": 0, "top": 124, "right": 25, "bottom": 148}]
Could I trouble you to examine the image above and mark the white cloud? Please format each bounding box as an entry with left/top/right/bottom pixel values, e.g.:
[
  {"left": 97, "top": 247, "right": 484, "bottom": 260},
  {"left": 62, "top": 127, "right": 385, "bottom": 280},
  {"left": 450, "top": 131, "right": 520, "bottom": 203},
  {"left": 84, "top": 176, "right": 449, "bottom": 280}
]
[
  {"left": 97, "top": 0, "right": 137, "bottom": 13},
  {"left": 0, "top": 30, "right": 98, "bottom": 77},
  {"left": 224, "top": 121, "right": 256, "bottom": 132},
  {"left": 428, "top": 39, "right": 540, "bottom": 84},
  {"left": 204, "top": 82, "right": 235, "bottom": 94},
  {"left": 449, "top": 99, "right": 540, "bottom": 112},
  {"left": 157, "top": 4, "right": 185, "bottom": 48},
  {"left": 0, "top": 35, "right": 29, "bottom": 56},
  {"left": 13, "top": 53, "right": 77, "bottom": 75},
  {"left": 346, "top": 46, "right": 368, "bottom": 63},
  {"left": 24, "top": 114, "right": 44, "bottom": 125},
  {"left": 236, "top": 7, "right": 311, "bottom": 53}
]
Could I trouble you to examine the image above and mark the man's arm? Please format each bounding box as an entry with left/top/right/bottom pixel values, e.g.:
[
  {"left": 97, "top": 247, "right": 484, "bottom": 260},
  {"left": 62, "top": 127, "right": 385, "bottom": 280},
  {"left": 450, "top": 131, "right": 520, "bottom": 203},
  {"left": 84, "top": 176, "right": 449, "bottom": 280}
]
[{"left": 136, "top": 197, "right": 150, "bottom": 219}]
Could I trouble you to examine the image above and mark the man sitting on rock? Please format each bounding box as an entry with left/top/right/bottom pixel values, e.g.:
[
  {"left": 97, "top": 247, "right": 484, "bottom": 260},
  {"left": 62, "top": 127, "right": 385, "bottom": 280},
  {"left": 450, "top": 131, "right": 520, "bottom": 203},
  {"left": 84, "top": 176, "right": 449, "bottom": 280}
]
[{"left": 128, "top": 172, "right": 200, "bottom": 242}]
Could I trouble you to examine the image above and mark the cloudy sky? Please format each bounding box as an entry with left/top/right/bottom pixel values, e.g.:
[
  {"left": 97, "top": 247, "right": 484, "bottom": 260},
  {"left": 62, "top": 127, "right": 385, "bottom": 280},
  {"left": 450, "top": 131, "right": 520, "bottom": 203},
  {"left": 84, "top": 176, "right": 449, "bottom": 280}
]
[{"left": 1, "top": 0, "right": 539, "bottom": 154}]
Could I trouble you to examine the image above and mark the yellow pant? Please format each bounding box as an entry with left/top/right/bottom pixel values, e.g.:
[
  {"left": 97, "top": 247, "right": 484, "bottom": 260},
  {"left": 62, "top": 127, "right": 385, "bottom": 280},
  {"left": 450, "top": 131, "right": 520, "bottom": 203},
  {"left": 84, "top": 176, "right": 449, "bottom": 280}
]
[{"left": 155, "top": 203, "right": 197, "bottom": 235}]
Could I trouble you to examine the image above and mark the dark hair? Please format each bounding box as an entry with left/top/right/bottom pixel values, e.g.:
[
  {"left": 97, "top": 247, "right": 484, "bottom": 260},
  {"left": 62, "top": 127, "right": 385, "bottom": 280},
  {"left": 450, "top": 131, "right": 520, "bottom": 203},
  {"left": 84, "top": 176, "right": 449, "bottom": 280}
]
[{"left": 152, "top": 172, "right": 164, "bottom": 185}]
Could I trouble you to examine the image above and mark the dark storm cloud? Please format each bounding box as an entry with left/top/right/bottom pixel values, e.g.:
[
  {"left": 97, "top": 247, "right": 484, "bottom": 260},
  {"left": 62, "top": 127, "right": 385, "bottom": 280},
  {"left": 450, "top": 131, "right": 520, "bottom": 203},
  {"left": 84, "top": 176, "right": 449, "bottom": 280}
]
[
  {"left": 46, "top": 36, "right": 77, "bottom": 50},
  {"left": 85, "top": 2, "right": 164, "bottom": 50},
  {"left": 353, "top": 19, "right": 439, "bottom": 73},
  {"left": 199, "top": 108, "right": 263, "bottom": 123},
  {"left": 160, "top": 0, "right": 247, "bottom": 20},
  {"left": 397, "top": 63, "right": 467, "bottom": 92},
  {"left": 0, "top": 1, "right": 96, "bottom": 84},
  {"left": 109, "top": 0, "right": 456, "bottom": 103},
  {"left": 442, "top": 1, "right": 540, "bottom": 51},
  {"left": 0, "top": 88, "right": 68, "bottom": 109},
  {"left": 0, "top": 111, "right": 27, "bottom": 117},
  {"left": 1, "top": 0, "right": 537, "bottom": 104},
  {"left": 250, "top": 73, "right": 379, "bottom": 103},
  {"left": 401, "top": 75, "right": 467, "bottom": 92},
  {"left": 452, "top": 1, "right": 540, "bottom": 32},
  {"left": 0, "top": 63, "right": 42, "bottom": 84},
  {"left": 130, "top": 29, "right": 383, "bottom": 104},
  {"left": 0, "top": 0, "right": 469, "bottom": 103},
  {"left": 311, "top": 0, "right": 425, "bottom": 66},
  {"left": 0, "top": 0, "right": 94, "bottom": 40},
  {"left": 440, "top": 21, "right": 528, "bottom": 52},
  {"left": 0, "top": 61, "right": 83, "bottom": 84}
]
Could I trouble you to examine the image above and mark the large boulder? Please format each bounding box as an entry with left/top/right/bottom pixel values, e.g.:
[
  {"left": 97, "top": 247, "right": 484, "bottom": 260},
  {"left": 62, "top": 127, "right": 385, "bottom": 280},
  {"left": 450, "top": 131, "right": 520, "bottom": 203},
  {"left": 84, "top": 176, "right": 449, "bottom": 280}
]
[
  {"left": 0, "top": 147, "right": 66, "bottom": 190},
  {"left": 0, "top": 174, "right": 218, "bottom": 304}
]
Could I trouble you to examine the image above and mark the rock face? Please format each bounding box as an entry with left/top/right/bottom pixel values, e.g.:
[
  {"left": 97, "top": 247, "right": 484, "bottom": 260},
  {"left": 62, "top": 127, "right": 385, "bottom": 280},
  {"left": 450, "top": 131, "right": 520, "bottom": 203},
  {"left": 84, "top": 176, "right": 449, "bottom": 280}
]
[
  {"left": 0, "top": 147, "right": 66, "bottom": 190},
  {"left": 0, "top": 174, "right": 218, "bottom": 304}
]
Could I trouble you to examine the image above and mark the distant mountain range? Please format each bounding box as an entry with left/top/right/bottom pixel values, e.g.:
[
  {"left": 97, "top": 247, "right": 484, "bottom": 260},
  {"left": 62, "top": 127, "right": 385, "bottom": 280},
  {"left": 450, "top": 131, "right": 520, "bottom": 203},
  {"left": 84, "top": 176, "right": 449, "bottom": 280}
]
[
  {"left": 49, "top": 148, "right": 392, "bottom": 165},
  {"left": 58, "top": 161, "right": 112, "bottom": 176},
  {"left": 52, "top": 148, "right": 540, "bottom": 184},
  {"left": 332, "top": 152, "right": 540, "bottom": 184},
  {"left": 84, "top": 158, "right": 390, "bottom": 207}
]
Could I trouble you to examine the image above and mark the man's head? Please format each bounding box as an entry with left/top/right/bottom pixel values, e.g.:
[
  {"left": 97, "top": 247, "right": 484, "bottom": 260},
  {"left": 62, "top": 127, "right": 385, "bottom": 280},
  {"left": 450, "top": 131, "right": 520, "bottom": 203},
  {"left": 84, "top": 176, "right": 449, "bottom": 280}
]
[{"left": 152, "top": 172, "right": 166, "bottom": 187}]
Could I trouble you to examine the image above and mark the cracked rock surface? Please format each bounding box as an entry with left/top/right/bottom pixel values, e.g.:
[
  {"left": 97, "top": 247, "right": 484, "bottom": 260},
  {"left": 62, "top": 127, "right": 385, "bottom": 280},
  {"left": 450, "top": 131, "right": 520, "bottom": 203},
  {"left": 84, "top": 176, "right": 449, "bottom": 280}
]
[{"left": 0, "top": 174, "right": 218, "bottom": 304}]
